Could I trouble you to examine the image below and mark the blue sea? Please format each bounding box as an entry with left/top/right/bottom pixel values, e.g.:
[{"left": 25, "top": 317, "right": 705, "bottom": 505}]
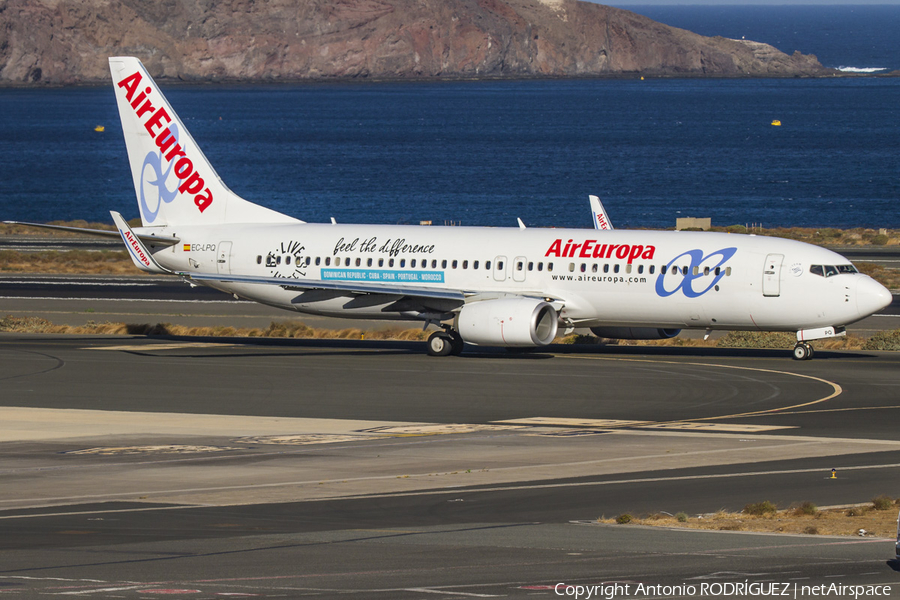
[{"left": 0, "top": 5, "right": 898, "bottom": 230}]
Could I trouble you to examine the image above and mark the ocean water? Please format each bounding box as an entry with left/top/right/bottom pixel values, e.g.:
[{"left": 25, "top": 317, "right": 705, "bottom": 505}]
[
  {"left": 624, "top": 4, "right": 900, "bottom": 74},
  {"left": 0, "top": 7, "right": 898, "bottom": 230}
]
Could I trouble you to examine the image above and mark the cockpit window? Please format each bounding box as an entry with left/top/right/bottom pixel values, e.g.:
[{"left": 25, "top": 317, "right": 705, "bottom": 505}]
[{"left": 810, "top": 264, "right": 858, "bottom": 278}]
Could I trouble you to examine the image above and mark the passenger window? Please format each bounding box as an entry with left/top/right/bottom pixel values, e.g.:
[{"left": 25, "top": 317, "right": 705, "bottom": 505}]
[
  {"left": 411, "top": 259, "right": 416, "bottom": 268},
  {"left": 528, "top": 262, "right": 534, "bottom": 271},
  {"left": 367, "top": 258, "right": 372, "bottom": 267},
  {"left": 703, "top": 267, "right": 709, "bottom": 276},
  {"left": 356, "top": 258, "right": 361, "bottom": 267},
  {"left": 442, "top": 260, "right": 448, "bottom": 269},
  {"left": 725, "top": 267, "right": 732, "bottom": 276},
  {"left": 603, "top": 264, "right": 609, "bottom": 273},
  {"left": 538, "top": 262, "right": 543, "bottom": 271},
  {"left": 649, "top": 265, "right": 655, "bottom": 274},
  {"left": 452, "top": 260, "right": 458, "bottom": 269},
  {"left": 715, "top": 267, "right": 720, "bottom": 276},
  {"left": 378, "top": 258, "right": 384, "bottom": 267},
  {"left": 315, "top": 257, "right": 321, "bottom": 266},
  {"left": 277, "top": 256, "right": 282, "bottom": 265},
  {"left": 474, "top": 260, "right": 479, "bottom": 270},
  {"left": 431, "top": 260, "right": 437, "bottom": 269},
  {"left": 306, "top": 257, "right": 311, "bottom": 266},
  {"left": 592, "top": 264, "right": 598, "bottom": 273},
  {"left": 335, "top": 257, "right": 341, "bottom": 267},
  {"left": 637, "top": 265, "right": 643, "bottom": 274},
  {"left": 580, "top": 263, "right": 586, "bottom": 273},
  {"left": 569, "top": 263, "right": 575, "bottom": 272},
  {"left": 626, "top": 264, "right": 632, "bottom": 274},
  {"left": 256, "top": 255, "right": 262, "bottom": 264},
  {"left": 400, "top": 259, "right": 406, "bottom": 267},
  {"left": 692, "top": 266, "right": 699, "bottom": 276},
  {"left": 547, "top": 263, "right": 553, "bottom": 272},
  {"left": 498, "top": 261, "right": 504, "bottom": 270},
  {"left": 614, "top": 264, "right": 620, "bottom": 274},
  {"left": 485, "top": 261, "right": 491, "bottom": 270},
  {"left": 325, "top": 257, "right": 331, "bottom": 266},
  {"left": 463, "top": 260, "right": 469, "bottom": 269},
  {"left": 389, "top": 258, "right": 395, "bottom": 267},
  {"left": 682, "top": 266, "right": 688, "bottom": 276}
]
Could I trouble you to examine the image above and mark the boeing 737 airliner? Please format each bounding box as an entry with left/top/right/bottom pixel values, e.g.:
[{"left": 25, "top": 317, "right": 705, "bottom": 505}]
[{"left": 8, "top": 57, "right": 893, "bottom": 359}]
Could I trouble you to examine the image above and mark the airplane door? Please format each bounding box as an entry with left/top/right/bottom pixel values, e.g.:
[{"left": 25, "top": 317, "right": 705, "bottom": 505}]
[
  {"left": 512, "top": 256, "right": 527, "bottom": 282},
  {"left": 762, "top": 253, "right": 783, "bottom": 297},
  {"left": 217, "top": 241, "right": 232, "bottom": 275},
  {"left": 493, "top": 255, "right": 508, "bottom": 282}
]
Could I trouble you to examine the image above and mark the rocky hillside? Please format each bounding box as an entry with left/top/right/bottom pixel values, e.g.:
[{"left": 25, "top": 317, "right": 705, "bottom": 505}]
[{"left": 0, "top": 0, "right": 829, "bottom": 84}]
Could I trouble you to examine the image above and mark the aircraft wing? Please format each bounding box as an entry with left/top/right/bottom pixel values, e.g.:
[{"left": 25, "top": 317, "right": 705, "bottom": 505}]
[
  {"left": 3, "top": 220, "right": 180, "bottom": 247},
  {"left": 180, "top": 271, "right": 468, "bottom": 302}
]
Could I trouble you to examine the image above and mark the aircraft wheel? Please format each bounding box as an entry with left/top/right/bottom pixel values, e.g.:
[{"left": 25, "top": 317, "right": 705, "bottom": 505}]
[
  {"left": 792, "top": 343, "right": 812, "bottom": 361},
  {"left": 427, "top": 331, "right": 453, "bottom": 357}
]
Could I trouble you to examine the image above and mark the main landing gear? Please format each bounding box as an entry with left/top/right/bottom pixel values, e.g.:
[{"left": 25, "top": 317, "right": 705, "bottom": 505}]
[
  {"left": 426, "top": 328, "right": 464, "bottom": 357},
  {"left": 792, "top": 342, "right": 814, "bottom": 361}
]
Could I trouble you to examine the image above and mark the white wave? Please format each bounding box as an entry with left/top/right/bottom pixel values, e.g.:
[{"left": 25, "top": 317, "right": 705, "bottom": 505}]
[{"left": 836, "top": 66, "right": 889, "bottom": 73}]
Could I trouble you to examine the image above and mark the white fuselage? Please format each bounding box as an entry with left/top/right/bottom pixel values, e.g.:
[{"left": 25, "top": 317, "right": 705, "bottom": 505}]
[{"left": 140, "top": 223, "right": 887, "bottom": 332}]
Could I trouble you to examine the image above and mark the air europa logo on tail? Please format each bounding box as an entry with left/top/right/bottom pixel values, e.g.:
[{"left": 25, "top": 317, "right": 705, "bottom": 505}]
[
  {"left": 545, "top": 239, "right": 655, "bottom": 264},
  {"left": 117, "top": 71, "right": 213, "bottom": 215}
]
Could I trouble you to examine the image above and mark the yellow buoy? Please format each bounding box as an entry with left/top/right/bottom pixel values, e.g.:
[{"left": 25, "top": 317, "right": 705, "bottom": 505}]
[
  {"left": 94, "top": 125, "right": 105, "bottom": 132},
  {"left": 771, "top": 120, "right": 781, "bottom": 127}
]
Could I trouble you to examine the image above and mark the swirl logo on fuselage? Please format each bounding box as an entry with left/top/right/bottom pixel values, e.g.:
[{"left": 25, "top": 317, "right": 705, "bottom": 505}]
[
  {"left": 139, "top": 124, "right": 183, "bottom": 223},
  {"left": 655, "top": 247, "right": 737, "bottom": 298}
]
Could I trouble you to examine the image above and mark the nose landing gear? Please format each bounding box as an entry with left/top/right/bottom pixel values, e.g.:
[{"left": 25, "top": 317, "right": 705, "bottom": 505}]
[{"left": 792, "top": 342, "right": 814, "bottom": 361}]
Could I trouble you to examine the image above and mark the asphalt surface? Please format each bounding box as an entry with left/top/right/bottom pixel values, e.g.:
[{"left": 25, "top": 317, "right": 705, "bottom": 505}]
[{"left": 1, "top": 333, "right": 900, "bottom": 598}]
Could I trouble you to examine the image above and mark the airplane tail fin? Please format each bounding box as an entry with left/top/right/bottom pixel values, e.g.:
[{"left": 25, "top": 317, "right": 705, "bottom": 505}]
[
  {"left": 589, "top": 195, "right": 614, "bottom": 230},
  {"left": 108, "top": 57, "right": 300, "bottom": 228}
]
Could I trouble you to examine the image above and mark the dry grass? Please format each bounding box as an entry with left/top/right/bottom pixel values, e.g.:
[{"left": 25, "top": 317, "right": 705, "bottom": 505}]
[
  {"left": 0, "top": 249, "right": 144, "bottom": 275},
  {"left": 0, "top": 219, "right": 137, "bottom": 236},
  {"left": 601, "top": 496, "right": 900, "bottom": 537},
  {"left": 0, "top": 316, "right": 429, "bottom": 341},
  {"left": 710, "top": 225, "right": 900, "bottom": 247}
]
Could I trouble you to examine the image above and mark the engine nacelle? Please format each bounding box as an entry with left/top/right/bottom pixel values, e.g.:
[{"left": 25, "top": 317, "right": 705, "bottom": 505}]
[
  {"left": 590, "top": 327, "right": 681, "bottom": 340},
  {"left": 457, "top": 298, "right": 559, "bottom": 347}
]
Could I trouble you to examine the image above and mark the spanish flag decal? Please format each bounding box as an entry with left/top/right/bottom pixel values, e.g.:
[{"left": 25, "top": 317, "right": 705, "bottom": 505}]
[{"left": 183, "top": 243, "right": 191, "bottom": 252}]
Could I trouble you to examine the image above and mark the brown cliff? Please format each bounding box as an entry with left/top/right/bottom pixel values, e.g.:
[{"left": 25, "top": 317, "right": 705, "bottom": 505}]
[{"left": 0, "top": 0, "right": 829, "bottom": 84}]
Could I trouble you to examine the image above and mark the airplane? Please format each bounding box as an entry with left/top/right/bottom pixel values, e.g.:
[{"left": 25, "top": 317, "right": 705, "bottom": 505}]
[
  {"left": 590, "top": 195, "right": 614, "bottom": 230},
  {"left": 6, "top": 57, "right": 893, "bottom": 360}
]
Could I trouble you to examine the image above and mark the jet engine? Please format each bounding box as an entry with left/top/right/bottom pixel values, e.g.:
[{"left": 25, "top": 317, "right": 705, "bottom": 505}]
[
  {"left": 457, "top": 298, "right": 558, "bottom": 347},
  {"left": 589, "top": 327, "right": 681, "bottom": 340}
]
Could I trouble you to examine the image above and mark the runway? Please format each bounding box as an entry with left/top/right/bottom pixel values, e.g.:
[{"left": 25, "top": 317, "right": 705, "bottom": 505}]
[{"left": 1, "top": 334, "right": 900, "bottom": 597}]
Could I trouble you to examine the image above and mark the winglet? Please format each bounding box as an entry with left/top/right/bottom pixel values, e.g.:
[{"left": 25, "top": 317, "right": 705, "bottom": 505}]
[{"left": 110, "top": 211, "right": 172, "bottom": 274}]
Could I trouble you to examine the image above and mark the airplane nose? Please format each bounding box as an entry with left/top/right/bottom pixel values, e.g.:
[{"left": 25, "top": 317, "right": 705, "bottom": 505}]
[{"left": 856, "top": 276, "right": 893, "bottom": 317}]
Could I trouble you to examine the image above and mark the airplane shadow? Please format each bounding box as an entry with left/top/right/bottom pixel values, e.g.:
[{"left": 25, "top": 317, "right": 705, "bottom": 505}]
[{"left": 103, "top": 333, "right": 883, "bottom": 362}]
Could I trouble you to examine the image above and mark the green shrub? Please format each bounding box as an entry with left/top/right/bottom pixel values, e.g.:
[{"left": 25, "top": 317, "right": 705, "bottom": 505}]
[
  {"left": 675, "top": 512, "right": 688, "bottom": 523},
  {"left": 615, "top": 513, "right": 633, "bottom": 524},
  {"left": 717, "top": 331, "right": 796, "bottom": 350},
  {"left": 792, "top": 501, "right": 818, "bottom": 516},
  {"left": 864, "top": 330, "right": 900, "bottom": 351},
  {"left": 872, "top": 495, "right": 894, "bottom": 510},
  {"left": 871, "top": 234, "right": 889, "bottom": 246},
  {"left": 743, "top": 500, "right": 777, "bottom": 516}
]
